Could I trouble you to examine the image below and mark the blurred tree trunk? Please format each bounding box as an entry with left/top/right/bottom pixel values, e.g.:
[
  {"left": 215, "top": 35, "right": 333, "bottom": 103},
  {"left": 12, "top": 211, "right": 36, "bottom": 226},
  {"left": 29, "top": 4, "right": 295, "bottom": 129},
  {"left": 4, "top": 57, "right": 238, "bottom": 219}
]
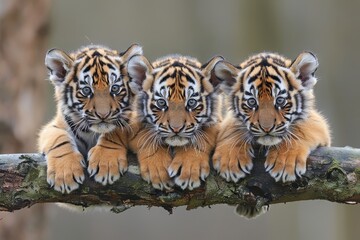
[{"left": 0, "top": 0, "right": 50, "bottom": 239}]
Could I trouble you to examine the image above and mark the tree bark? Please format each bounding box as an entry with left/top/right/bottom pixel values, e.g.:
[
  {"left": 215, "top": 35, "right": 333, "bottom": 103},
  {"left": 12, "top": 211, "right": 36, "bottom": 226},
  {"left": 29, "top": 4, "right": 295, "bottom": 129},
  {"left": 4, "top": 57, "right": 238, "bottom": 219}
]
[{"left": 0, "top": 147, "right": 359, "bottom": 213}]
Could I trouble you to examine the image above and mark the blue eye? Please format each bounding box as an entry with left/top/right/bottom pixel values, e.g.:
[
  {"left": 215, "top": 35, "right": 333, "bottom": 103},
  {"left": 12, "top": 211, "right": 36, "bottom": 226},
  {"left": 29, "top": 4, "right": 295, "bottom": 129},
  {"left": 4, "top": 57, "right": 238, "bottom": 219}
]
[
  {"left": 247, "top": 98, "right": 257, "bottom": 108},
  {"left": 187, "top": 99, "right": 197, "bottom": 108},
  {"left": 110, "top": 85, "right": 120, "bottom": 94},
  {"left": 156, "top": 99, "right": 167, "bottom": 108},
  {"left": 276, "top": 97, "right": 286, "bottom": 107},
  {"left": 82, "top": 86, "right": 92, "bottom": 96}
]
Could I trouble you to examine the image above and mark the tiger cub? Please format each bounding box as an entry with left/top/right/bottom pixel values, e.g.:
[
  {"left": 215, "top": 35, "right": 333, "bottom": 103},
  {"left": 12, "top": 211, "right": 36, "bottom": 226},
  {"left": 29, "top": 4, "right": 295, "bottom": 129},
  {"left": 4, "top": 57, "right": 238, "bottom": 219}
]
[
  {"left": 213, "top": 52, "right": 331, "bottom": 182},
  {"left": 125, "top": 54, "right": 224, "bottom": 190},
  {"left": 38, "top": 44, "right": 142, "bottom": 193}
]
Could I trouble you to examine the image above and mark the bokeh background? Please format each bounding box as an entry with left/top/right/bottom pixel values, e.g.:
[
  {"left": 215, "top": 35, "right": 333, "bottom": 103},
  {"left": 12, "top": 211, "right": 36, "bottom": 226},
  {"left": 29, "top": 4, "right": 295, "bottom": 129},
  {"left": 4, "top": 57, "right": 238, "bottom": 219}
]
[{"left": 1, "top": 0, "right": 360, "bottom": 240}]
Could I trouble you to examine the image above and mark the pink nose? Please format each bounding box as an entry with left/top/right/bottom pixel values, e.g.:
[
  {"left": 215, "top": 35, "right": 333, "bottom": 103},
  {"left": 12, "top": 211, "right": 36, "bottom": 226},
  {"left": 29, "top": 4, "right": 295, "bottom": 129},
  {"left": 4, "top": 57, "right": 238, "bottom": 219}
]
[
  {"left": 170, "top": 125, "right": 184, "bottom": 133},
  {"left": 96, "top": 111, "right": 110, "bottom": 120},
  {"left": 259, "top": 123, "right": 274, "bottom": 133}
]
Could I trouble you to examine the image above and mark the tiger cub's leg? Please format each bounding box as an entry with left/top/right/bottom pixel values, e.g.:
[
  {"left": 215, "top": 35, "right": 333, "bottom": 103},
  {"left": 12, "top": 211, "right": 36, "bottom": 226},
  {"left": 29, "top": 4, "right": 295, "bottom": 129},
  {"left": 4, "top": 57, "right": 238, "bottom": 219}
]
[
  {"left": 87, "top": 129, "right": 128, "bottom": 185},
  {"left": 137, "top": 147, "right": 173, "bottom": 190},
  {"left": 168, "top": 148, "right": 210, "bottom": 190},
  {"left": 212, "top": 117, "right": 253, "bottom": 183},
  {"left": 265, "top": 111, "right": 331, "bottom": 182},
  {"left": 168, "top": 126, "right": 217, "bottom": 190},
  {"left": 38, "top": 123, "right": 85, "bottom": 193}
]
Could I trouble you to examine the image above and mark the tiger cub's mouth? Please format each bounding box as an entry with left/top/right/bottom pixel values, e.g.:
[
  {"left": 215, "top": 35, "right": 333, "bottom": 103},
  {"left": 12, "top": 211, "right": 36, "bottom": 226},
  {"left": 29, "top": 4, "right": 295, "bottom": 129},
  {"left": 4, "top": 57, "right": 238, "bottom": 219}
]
[
  {"left": 256, "top": 135, "right": 282, "bottom": 146},
  {"left": 165, "top": 136, "right": 190, "bottom": 147},
  {"left": 90, "top": 122, "right": 116, "bottom": 134}
]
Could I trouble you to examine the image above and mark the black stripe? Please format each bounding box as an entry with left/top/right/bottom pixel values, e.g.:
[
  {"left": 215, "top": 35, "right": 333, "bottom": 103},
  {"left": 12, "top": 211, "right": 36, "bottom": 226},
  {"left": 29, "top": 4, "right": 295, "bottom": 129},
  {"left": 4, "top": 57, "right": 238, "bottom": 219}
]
[
  {"left": 185, "top": 74, "right": 195, "bottom": 84},
  {"left": 172, "top": 61, "right": 185, "bottom": 68},
  {"left": 244, "top": 91, "right": 253, "bottom": 96},
  {"left": 98, "top": 144, "right": 121, "bottom": 150},
  {"left": 83, "top": 65, "right": 91, "bottom": 73},
  {"left": 284, "top": 72, "right": 294, "bottom": 91},
  {"left": 247, "top": 75, "right": 258, "bottom": 84},
  {"left": 48, "top": 141, "right": 71, "bottom": 152},
  {"left": 105, "top": 138, "right": 122, "bottom": 146},
  {"left": 92, "top": 51, "right": 102, "bottom": 57},
  {"left": 279, "top": 89, "right": 287, "bottom": 95},
  {"left": 269, "top": 74, "right": 281, "bottom": 83},
  {"left": 107, "top": 63, "right": 115, "bottom": 70},
  {"left": 53, "top": 151, "right": 73, "bottom": 159}
]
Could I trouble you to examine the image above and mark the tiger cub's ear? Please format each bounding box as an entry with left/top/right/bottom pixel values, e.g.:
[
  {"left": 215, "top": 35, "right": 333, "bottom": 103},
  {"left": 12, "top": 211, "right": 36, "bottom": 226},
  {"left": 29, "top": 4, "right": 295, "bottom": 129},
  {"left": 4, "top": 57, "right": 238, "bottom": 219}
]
[
  {"left": 213, "top": 60, "right": 240, "bottom": 93},
  {"left": 119, "top": 43, "right": 143, "bottom": 61},
  {"left": 45, "top": 49, "right": 73, "bottom": 86},
  {"left": 290, "top": 52, "right": 319, "bottom": 90},
  {"left": 201, "top": 56, "right": 224, "bottom": 91},
  {"left": 127, "top": 55, "right": 153, "bottom": 93}
]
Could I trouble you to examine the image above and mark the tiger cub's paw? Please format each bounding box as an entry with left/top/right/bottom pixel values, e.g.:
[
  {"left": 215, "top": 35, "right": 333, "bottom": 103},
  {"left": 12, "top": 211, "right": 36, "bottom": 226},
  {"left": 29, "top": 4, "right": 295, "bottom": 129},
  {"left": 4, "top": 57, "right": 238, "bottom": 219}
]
[
  {"left": 168, "top": 151, "right": 210, "bottom": 190},
  {"left": 46, "top": 151, "right": 85, "bottom": 194},
  {"left": 139, "top": 153, "right": 173, "bottom": 190},
  {"left": 87, "top": 145, "right": 128, "bottom": 185},
  {"left": 265, "top": 144, "right": 309, "bottom": 182},
  {"left": 212, "top": 144, "right": 253, "bottom": 183}
]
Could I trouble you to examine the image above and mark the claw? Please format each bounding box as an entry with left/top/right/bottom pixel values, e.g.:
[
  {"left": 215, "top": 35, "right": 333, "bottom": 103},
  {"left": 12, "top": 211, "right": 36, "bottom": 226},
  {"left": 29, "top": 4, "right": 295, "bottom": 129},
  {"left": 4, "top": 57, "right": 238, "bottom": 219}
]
[
  {"left": 265, "top": 162, "right": 274, "bottom": 172},
  {"left": 120, "top": 166, "right": 128, "bottom": 175},
  {"left": 57, "top": 185, "right": 65, "bottom": 194},
  {"left": 74, "top": 176, "right": 82, "bottom": 184},
  {"left": 152, "top": 183, "right": 163, "bottom": 190},
  {"left": 213, "top": 159, "right": 220, "bottom": 170},
  {"left": 220, "top": 170, "right": 231, "bottom": 182},
  {"left": 81, "top": 159, "right": 86, "bottom": 167},
  {"left": 88, "top": 168, "right": 96, "bottom": 177},
  {"left": 240, "top": 162, "right": 252, "bottom": 174},
  {"left": 296, "top": 166, "right": 306, "bottom": 177},
  {"left": 168, "top": 168, "right": 176, "bottom": 178},
  {"left": 47, "top": 178, "right": 55, "bottom": 187},
  {"left": 282, "top": 173, "right": 296, "bottom": 182},
  {"left": 163, "top": 183, "right": 171, "bottom": 190},
  {"left": 109, "top": 176, "right": 114, "bottom": 184},
  {"left": 200, "top": 172, "right": 207, "bottom": 181},
  {"left": 271, "top": 170, "right": 283, "bottom": 182},
  {"left": 175, "top": 177, "right": 189, "bottom": 190}
]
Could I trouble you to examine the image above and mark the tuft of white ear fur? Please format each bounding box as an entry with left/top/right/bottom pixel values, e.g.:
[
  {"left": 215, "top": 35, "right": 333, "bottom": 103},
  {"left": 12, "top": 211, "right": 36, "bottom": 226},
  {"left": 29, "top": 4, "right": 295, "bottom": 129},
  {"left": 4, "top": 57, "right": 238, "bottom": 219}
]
[
  {"left": 127, "top": 55, "right": 152, "bottom": 93},
  {"left": 45, "top": 49, "right": 73, "bottom": 86},
  {"left": 120, "top": 43, "right": 143, "bottom": 60},
  {"left": 202, "top": 56, "right": 224, "bottom": 74},
  {"left": 201, "top": 56, "right": 225, "bottom": 88},
  {"left": 290, "top": 52, "right": 319, "bottom": 90},
  {"left": 213, "top": 60, "right": 240, "bottom": 92}
]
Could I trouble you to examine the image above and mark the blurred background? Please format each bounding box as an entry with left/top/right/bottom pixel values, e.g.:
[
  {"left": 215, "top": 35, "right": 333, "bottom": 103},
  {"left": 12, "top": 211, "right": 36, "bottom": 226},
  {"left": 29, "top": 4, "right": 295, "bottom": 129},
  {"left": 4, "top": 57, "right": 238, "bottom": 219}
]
[{"left": 0, "top": 0, "right": 359, "bottom": 239}]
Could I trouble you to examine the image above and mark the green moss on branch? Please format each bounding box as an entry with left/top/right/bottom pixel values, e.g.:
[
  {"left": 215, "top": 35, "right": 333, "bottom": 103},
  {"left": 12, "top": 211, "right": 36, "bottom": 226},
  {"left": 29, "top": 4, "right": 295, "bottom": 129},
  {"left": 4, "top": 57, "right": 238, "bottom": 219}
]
[{"left": 0, "top": 147, "right": 360, "bottom": 212}]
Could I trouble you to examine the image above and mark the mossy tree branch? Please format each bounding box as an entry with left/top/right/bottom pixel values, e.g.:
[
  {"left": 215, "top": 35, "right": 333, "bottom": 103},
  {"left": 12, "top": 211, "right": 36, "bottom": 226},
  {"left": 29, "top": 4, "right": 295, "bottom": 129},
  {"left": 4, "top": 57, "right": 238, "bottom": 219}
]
[{"left": 1, "top": 147, "right": 360, "bottom": 213}]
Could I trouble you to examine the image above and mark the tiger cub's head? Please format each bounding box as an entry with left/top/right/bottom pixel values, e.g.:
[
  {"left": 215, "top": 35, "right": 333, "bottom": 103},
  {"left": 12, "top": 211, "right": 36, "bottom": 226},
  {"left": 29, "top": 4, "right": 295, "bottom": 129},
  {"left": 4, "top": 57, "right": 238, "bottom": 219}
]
[
  {"left": 215, "top": 52, "right": 319, "bottom": 146},
  {"left": 128, "top": 55, "right": 223, "bottom": 147},
  {"left": 45, "top": 44, "right": 142, "bottom": 134}
]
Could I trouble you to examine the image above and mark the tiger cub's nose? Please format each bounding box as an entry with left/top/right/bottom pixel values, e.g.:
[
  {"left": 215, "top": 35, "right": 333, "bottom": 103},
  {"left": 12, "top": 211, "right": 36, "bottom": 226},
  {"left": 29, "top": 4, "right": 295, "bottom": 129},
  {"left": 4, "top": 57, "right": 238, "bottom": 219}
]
[
  {"left": 259, "top": 123, "right": 275, "bottom": 133},
  {"left": 95, "top": 110, "right": 110, "bottom": 120},
  {"left": 169, "top": 124, "right": 184, "bottom": 133}
]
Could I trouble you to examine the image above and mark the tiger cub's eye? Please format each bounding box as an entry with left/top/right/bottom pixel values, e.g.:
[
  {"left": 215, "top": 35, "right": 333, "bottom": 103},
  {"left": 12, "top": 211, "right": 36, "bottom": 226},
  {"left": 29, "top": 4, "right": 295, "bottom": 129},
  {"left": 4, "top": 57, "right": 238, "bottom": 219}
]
[
  {"left": 247, "top": 98, "right": 257, "bottom": 108},
  {"left": 156, "top": 99, "right": 167, "bottom": 108},
  {"left": 276, "top": 97, "right": 286, "bottom": 107},
  {"left": 187, "top": 99, "right": 197, "bottom": 109},
  {"left": 110, "top": 85, "right": 121, "bottom": 95},
  {"left": 82, "top": 86, "right": 92, "bottom": 96}
]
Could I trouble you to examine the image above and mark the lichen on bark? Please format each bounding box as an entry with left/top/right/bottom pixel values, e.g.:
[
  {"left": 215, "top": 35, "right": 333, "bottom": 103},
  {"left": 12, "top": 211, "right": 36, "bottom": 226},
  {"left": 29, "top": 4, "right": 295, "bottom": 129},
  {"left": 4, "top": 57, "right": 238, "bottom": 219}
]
[{"left": 0, "top": 147, "right": 360, "bottom": 213}]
